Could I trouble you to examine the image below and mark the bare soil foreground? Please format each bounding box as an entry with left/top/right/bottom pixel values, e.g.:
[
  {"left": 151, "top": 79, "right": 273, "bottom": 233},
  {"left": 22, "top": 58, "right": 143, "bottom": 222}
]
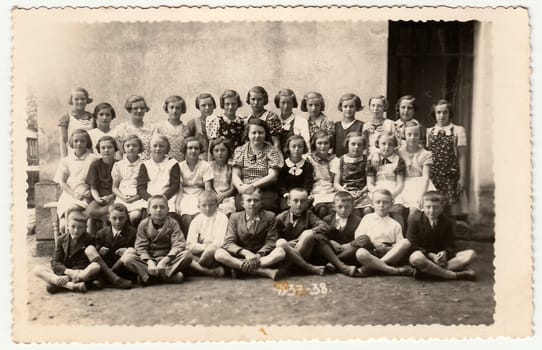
[{"left": 26, "top": 237, "right": 494, "bottom": 326}]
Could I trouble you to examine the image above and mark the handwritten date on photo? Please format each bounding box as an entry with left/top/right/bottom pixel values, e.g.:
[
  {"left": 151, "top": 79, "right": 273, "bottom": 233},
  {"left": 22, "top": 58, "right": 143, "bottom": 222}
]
[{"left": 273, "top": 281, "right": 330, "bottom": 297}]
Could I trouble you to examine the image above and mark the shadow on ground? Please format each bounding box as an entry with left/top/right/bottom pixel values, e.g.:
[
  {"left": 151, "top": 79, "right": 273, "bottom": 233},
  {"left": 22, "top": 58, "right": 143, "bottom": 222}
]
[{"left": 26, "top": 237, "right": 494, "bottom": 326}]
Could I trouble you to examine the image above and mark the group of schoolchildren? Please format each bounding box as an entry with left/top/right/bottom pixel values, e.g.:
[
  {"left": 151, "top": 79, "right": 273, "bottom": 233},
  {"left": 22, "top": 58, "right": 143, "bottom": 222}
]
[{"left": 34, "top": 86, "right": 477, "bottom": 294}]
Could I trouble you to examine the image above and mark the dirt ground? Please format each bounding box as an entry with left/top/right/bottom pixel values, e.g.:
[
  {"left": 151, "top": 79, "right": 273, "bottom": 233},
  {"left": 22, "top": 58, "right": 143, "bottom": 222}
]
[{"left": 25, "top": 237, "right": 494, "bottom": 326}]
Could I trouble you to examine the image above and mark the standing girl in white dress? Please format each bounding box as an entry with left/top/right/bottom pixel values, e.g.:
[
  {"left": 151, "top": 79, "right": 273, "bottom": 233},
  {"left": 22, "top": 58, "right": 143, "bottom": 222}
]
[
  {"left": 176, "top": 137, "right": 214, "bottom": 233},
  {"left": 54, "top": 129, "right": 97, "bottom": 232}
]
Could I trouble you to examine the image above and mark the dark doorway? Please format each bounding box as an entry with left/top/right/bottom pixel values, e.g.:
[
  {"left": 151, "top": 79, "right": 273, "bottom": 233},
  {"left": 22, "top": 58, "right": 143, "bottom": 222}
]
[
  {"left": 387, "top": 21, "right": 475, "bottom": 130},
  {"left": 387, "top": 21, "right": 475, "bottom": 195}
]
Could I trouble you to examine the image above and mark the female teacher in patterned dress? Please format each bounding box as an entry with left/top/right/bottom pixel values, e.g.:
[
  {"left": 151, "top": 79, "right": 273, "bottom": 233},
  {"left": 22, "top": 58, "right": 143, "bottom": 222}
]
[{"left": 231, "top": 118, "right": 284, "bottom": 213}]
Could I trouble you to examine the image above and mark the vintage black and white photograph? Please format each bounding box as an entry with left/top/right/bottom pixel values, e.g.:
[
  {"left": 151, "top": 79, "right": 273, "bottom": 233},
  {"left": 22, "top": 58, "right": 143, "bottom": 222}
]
[{"left": 10, "top": 5, "right": 531, "bottom": 342}]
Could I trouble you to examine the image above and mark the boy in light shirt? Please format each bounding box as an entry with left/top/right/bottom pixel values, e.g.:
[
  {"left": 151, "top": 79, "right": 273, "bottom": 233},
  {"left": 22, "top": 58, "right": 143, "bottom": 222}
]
[
  {"left": 186, "top": 191, "right": 228, "bottom": 277},
  {"left": 353, "top": 189, "right": 413, "bottom": 277}
]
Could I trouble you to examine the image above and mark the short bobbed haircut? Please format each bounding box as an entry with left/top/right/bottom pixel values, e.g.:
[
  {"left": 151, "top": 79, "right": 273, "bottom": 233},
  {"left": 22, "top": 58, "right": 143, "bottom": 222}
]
[
  {"left": 219, "top": 90, "right": 243, "bottom": 109},
  {"left": 283, "top": 134, "right": 309, "bottom": 156},
  {"left": 274, "top": 89, "right": 298, "bottom": 109},
  {"left": 69, "top": 87, "right": 93, "bottom": 105},
  {"left": 209, "top": 137, "right": 234, "bottom": 160},
  {"left": 430, "top": 99, "right": 454, "bottom": 120},
  {"left": 300, "top": 92, "right": 325, "bottom": 112},
  {"left": 149, "top": 133, "right": 171, "bottom": 154},
  {"left": 395, "top": 95, "right": 417, "bottom": 116},
  {"left": 368, "top": 95, "right": 389, "bottom": 112},
  {"left": 68, "top": 129, "right": 92, "bottom": 150},
  {"left": 124, "top": 95, "right": 150, "bottom": 113},
  {"left": 343, "top": 131, "right": 366, "bottom": 150},
  {"left": 180, "top": 136, "right": 205, "bottom": 155},
  {"left": 309, "top": 130, "right": 332, "bottom": 153},
  {"left": 163, "top": 95, "right": 187, "bottom": 114},
  {"left": 93, "top": 102, "right": 116, "bottom": 120},
  {"left": 95, "top": 135, "right": 119, "bottom": 153},
  {"left": 403, "top": 120, "right": 422, "bottom": 136},
  {"left": 246, "top": 86, "right": 269, "bottom": 105},
  {"left": 337, "top": 93, "right": 364, "bottom": 112},
  {"left": 375, "top": 131, "right": 398, "bottom": 149},
  {"left": 122, "top": 134, "right": 144, "bottom": 154},
  {"left": 243, "top": 117, "right": 272, "bottom": 144},
  {"left": 195, "top": 93, "right": 217, "bottom": 110}
]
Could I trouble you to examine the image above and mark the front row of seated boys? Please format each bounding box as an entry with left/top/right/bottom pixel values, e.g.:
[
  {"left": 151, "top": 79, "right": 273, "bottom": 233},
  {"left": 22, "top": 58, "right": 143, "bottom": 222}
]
[{"left": 34, "top": 187, "right": 477, "bottom": 294}]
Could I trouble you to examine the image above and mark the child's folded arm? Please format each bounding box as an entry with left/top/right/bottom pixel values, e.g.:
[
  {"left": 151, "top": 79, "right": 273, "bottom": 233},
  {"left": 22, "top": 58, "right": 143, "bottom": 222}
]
[
  {"left": 89, "top": 187, "right": 102, "bottom": 202},
  {"left": 302, "top": 165, "right": 315, "bottom": 194},
  {"left": 251, "top": 168, "right": 279, "bottom": 189},
  {"left": 405, "top": 214, "right": 426, "bottom": 254},
  {"left": 163, "top": 163, "right": 180, "bottom": 200},
  {"left": 136, "top": 164, "right": 151, "bottom": 200},
  {"left": 186, "top": 219, "right": 206, "bottom": 254},
  {"left": 308, "top": 211, "right": 330, "bottom": 235},
  {"left": 168, "top": 220, "right": 187, "bottom": 257},
  {"left": 51, "top": 245, "right": 67, "bottom": 275},
  {"left": 134, "top": 226, "right": 152, "bottom": 261},
  {"left": 258, "top": 220, "right": 279, "bottom": 256},
  {"left": 222, "top": 216, "right": 244, "bottom": 255}
]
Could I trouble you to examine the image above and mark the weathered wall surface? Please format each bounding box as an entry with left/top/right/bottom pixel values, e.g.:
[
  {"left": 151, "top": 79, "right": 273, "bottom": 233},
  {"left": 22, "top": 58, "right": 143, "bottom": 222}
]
[{"left": 20, "top": 20, "right": 388, "bottom": 179}]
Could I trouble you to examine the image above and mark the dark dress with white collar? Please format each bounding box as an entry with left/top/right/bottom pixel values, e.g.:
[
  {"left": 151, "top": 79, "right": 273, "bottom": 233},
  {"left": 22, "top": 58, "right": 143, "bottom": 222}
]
[{"left": 277, "top": 158, "right": 315, "bottom": 197}]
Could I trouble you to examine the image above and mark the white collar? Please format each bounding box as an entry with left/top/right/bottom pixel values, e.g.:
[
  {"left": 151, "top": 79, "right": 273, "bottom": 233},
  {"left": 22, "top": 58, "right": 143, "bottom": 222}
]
[
  {"left": 281, "top": 113, "right": 296, "bottom": 125},
  {"left": 69, "top": 151, "right": 90, "bottom": 161},
  {"left": 285, "top": 158, "right": 305, "bottom": 168}
]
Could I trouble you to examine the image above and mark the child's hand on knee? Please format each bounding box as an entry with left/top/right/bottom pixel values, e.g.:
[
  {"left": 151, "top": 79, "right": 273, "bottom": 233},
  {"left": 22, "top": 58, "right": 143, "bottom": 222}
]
[
  {"left": 99, "top": 247, "right": 110, "bottom": 256},
  {"left": 71, "top": 269, "right": 84, "bottom": 282},
  {"left": 115, "top": 248, "right": 127, "bottom": 256},
  {"left": 435, "top": 251, "right": 448, "bottom": 267},
  {"left": 156, "top": 257, "right": 170, "bottom": 276},
  {"left": 147, "top": 260, "right": 158, "bottom": 276}
]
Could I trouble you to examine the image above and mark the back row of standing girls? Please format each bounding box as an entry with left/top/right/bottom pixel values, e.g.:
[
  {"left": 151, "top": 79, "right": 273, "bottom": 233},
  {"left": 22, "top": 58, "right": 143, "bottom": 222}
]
[{"left": 57, "top": 87, "right": 467, "bottom": 233}]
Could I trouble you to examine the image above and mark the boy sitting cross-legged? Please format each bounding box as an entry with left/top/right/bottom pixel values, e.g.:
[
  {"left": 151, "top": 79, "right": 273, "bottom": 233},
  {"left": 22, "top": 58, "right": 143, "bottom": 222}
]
[
  {"left": 34, "top": 209, "right": 99, "bottom": 293},
  {"left": 407, "top": 191, "right": 477, "bottom": 280},
  {"left": 353, "top": 188, "right": 414, "bottom": 277},
  {"left": 315, "top": 191, "right": 363, "bottom": 277},
  {"left": 186, "top": 190, "right": 228, "bottom": 277},
  {"left": 214, "top": 188, "right": 286, "bottom": 280},
  {"left": 275, "top": 187, "right": 327, "bottom": 276},
  {"left": 121, "top": 195, "right": 193, "bottom": 285},
  {"left": 84, "top": 203, "right": 136, "bottom": 288}
]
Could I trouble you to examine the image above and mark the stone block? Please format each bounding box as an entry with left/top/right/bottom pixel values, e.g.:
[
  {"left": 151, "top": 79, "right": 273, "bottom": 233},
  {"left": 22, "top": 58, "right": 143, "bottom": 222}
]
[
  {"left": 33, "top": 240, "right": 55, "bottom": 257},
  {"left": 34, "top": 181, "right": 60, "bottom": 241}
]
